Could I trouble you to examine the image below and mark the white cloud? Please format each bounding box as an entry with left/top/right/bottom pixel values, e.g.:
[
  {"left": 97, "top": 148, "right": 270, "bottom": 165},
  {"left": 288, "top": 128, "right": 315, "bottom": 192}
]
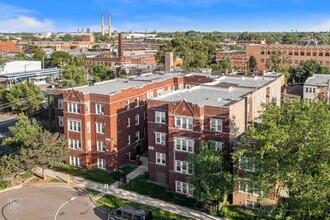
[
  {"left": 0, "top": 16, "right": 55, "bottom": 32},
  {"left": 310, "top": 19, "right": 330, "bottom": 32},
  {"left": 0, "top": 4, "right": 33, "bottom": 19}
]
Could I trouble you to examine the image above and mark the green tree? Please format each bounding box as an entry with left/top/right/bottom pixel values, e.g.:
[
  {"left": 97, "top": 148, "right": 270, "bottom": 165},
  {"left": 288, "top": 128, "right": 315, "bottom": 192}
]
[
  {"left": 61, "top": 34, "right": 73, "bottom": 41},
  {"left": 2, "top": 116, "right": 66, "bottom": 179},
  {"left": 50, "top": 51, "right": 72, "bottom": 67},
  {"left": 233, "top": 99, "right": 330, "bottom": 219},
  {"left": 188, "top": 141, "right": 232, "bottom": 214},
  {"left": 91, "top": 64, "right": 114, "bottom": 81},
  {"left": 61, "top": 65, "right": 88, "bottom": 87},
  {"left": 248, "top": 55, "right": 257, "bottom": 70},
  {"left": 219, "top": 57, "right": 232, "bottom": 70},
  {"left": 32, "top": 48, "right": 46, "bottom": 62},
  {"left": 290, "top": 60, "right": 330, "bottom": 83},
  {"left": 14, "top": 52, "right": 30, "bottom": 60},
  {"left": 281, "top": 33, "right": 300, "bottom": 44},
  {"left": 4, "top": 82, "right": 44, "bottom": 114}
]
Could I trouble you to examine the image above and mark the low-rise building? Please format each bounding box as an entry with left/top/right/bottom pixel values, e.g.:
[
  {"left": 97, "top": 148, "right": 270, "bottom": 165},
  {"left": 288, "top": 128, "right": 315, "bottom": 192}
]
[{"left": 303, "top": 74, "right": 330, "bottom": 103}]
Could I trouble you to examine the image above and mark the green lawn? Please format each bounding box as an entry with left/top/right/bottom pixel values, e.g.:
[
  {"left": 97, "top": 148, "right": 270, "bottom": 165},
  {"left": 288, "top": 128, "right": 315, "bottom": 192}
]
[
  {"left": 219, "top": 205, "right": 256, "bottom": 220},
  {"left": 51, "top": 164, "right": 136, "bottom": 184},
  {"left": 97, "top": 194, "right": 193, "bottom": 220},
  {"left": 19, "top": 171, "right": 34, "bottom": 180},
  {"left": 85, "top": 188, "right": 101, "bottom": 197},
  {"left": 122, "top": 173, "right": 201, "bottom": 209},
  {"left": 0, "top": 180, "right": 11, "bottom": 191}
]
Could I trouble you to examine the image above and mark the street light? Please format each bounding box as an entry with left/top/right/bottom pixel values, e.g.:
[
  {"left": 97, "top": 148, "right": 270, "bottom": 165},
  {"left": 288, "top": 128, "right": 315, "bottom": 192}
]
[
  {"left": 24, "top": 63, "right": 33, "bottom": 74},
  {"left": 53, "top": 197, "right": 76, "bottom": 220}
]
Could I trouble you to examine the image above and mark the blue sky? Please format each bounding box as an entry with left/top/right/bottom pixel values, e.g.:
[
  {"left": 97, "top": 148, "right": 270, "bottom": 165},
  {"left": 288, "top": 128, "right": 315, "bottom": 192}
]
[{"left": 0, "top": 0, "right": 330, "bottom": 32}]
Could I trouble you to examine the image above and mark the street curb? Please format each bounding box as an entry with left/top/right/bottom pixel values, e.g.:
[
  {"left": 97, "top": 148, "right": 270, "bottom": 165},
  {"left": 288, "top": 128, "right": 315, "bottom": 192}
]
[{"left": 0, "top": 184, "right": 23, "bottom": 194}]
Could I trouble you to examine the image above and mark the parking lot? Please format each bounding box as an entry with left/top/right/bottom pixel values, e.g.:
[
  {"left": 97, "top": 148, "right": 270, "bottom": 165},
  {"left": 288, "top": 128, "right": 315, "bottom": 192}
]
[{"left": 0, "top": 185, "right": 108, "bottom": 220}]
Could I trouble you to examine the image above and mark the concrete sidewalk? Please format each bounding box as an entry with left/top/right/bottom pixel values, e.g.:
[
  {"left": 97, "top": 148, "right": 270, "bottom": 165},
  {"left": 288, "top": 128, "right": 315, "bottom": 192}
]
[{"left": 45, "top": 159, "right": 222, "bottom": 220}]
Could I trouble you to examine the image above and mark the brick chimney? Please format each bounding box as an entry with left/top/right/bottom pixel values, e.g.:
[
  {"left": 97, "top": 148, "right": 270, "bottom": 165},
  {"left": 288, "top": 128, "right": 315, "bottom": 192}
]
[{"left": 118, "top": 33, "right": 124, "bottom": 58}]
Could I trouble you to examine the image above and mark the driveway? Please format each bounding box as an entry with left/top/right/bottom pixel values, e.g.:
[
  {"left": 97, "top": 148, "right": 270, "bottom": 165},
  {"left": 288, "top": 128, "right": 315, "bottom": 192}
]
[{"left": 0, "top": 185, "right": 108, "bottom": 220}]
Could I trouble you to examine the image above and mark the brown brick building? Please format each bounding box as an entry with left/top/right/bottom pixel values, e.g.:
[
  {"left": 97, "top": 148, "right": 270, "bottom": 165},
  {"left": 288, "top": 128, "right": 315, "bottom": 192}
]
[
  {"left": 147, "top": 74, "right": 285, "bottom": 208},
  {"left": 246, "top": 44, "right": 330, "bottom": 69},
  {"left": 215, "top": 50, "right": 247, "bottom": 70},
  {"left": 54, "top": 73, "right": 212, "bottom": 170}
]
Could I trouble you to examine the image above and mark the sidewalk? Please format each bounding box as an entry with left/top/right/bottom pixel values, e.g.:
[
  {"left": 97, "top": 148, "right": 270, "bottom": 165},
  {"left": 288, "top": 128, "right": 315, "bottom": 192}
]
[{"left": 45, "top": 159, "right": 222, "bottom": 220}]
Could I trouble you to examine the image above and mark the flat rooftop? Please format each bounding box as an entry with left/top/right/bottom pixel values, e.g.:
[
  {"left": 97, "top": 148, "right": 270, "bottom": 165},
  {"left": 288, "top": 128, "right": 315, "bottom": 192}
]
[
  {"left": 73, "top": 73, "right": 181, "bottom": 95},
  {"left": 205, "top": 75, "right": 275, "bottom": 88},
  {"left": 305, "top": 74, "right": 330, "bottom": 86},
  {"left": 151, "top": 85, "right": 253, "bottom": 107}
]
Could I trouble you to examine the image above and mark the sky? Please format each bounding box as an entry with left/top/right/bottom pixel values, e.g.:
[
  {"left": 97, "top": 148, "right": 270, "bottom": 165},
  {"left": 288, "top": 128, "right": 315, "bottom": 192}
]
[{"left": 0, "top": 0, "right": 330, "bottom": 33}]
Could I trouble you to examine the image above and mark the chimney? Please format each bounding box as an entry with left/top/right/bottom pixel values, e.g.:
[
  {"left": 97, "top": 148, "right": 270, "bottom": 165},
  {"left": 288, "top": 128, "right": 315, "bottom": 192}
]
[
  {"left": 101, "top": 14, "right": 105, "bottom": 36},
  {"left": 108, "top": 14, "right": 111, "bottom": 37},
  {"left": 118, "top": 33, "right": 124, "bottom": 58}
]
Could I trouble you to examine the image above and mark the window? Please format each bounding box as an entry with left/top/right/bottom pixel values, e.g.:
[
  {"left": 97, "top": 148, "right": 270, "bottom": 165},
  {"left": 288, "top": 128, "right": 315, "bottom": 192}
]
[
  {"left": 210, "top": 118, "right": 223, "bottom": 132},
  {"left": 300, "top": 51, "right": 305, "bottom": 56},
  {"left": 69, "top": 156, "right": 81, "bottom": 167},
  {"left": 96, "top": 104, "right": 104, "bottom": 115},
  {"left": 96, "top": 122, "right": 105, "bottom": 134},
  {"left": 260, "top": 58, "right": 264, "bottom": 63},
  {"left": 288, "top": 51, "right": 293, "bottom": 56},
  {"left": 127, "top": 135, "right": 131, "bottom": 145},
  {"left": 68, "top": 120, "right": 81, "bottom": 132},
  {"left": 147, "top": 91, "right": 153, "bottom": 99},
  {"left": 260, "top": 50, "right": 265, "bottom": 55},
  {"left": 175, "top": 160, "right": 193, "bottom": 174},
  {"left": 135, "top": 131, "right": 140, "bottom": 141},
  {"left": 313, "top": 88, "right": 316, "bottom": 93},
  {"left": 313, "top": 52, "right": 317, "bottom": 56},
  {"left": 294, "top": 60, "right": 298, "bottom": 64},
  {"left": 87, "top": 140, "right": 91, "bottom": 151},
  {"left": 157, "top": 88, "right": 164, "bottom": 96},
  {"left": 68, "top": 102, "right": 80, "bottom": 113},
  {"left": 326, "top": 52, "right": 330, "bottom": 57},
  {"left": 155, "top": 132, "right": 166, "bottom": 145},
  {"left": 127, "top": 118, "right": 130, "bottom": 127},
  {"left": 155, "top": 111, "right": 166, "bottom": 124},
  {"left": 245, "top": 200, "right": 261, "bottom": 209},
  {"left": 209, "top": 141, "right": 223, "bottom": 151},
  {"left": 156, "top": 152, "right": 166, "bottom": 165},
  {"left": 179, "top": 84, "right": 184, "bottom": 90},
  {"left": 58, "top": 99, "right": 63, "bottom": 109},
  {"left": 174, "top": 137, "right": 194, "bottom": 152},
  {"left": 86, "top": 102, "right": 90, "bottom": 113},
  {"left": 126, "top": 100, "right": 130, "bottom": 109},
  {"left": 294, "top": 51, "right": 299, "bottom": 56},
  {"left": 135, "top": 113, "right": 139, "bottom": 125},
  {"left": 97, "top": 141, "right": 106, "bottom": 152},
  {"left": 175, "top": 117, "right": 193, "bottom": 130},
  {"left": 58, "top": 116, "right": 64, "bottom": 127},
  {"left": 319, "top": 61, "right": 323, "bottom": 65},
  {"left": 97, "top": 158, "right": 106, "bottom": 170},
  {"left": 176, "top": 181, "right": 193, "bottom": 195},
  {"left": 68, "top": 139, "right": 81, "bottom": 150},
  {"left": 239, "top": 157, "right": 256, "bottom": 172},
  {"left": 238, "top": 180, "right": 260, "bottom": 196},
  {"left": 319, "top": 52, "right": 323, "bottom": 56},
  {"left": 86, "top": 121, "right": 90, "bottom": 132},
  {"left": 135, "top": 97, "right": 139, "bottom": 107}
]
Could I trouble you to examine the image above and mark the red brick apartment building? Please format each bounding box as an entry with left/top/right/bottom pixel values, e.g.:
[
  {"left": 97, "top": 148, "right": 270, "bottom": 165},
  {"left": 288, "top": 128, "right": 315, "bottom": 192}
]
[
  {"left": 147, "top": 73, "right": 284, "bottom": 209},
  {"left": 215, "top": 50, "right": 247, "bottom": 70},
  {"left": 54, "top": 73, "right": 212, "bottom": 170}
]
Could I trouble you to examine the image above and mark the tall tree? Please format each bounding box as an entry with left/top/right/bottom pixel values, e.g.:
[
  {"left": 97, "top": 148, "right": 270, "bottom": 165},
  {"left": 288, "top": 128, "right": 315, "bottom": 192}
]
[
  {"left": 248, "top": 55, "right": 257, "bottom": 70},
  {"left": 188, "top": 141, "right": 232, "bottom": 214},
  {"left": 2, "top": 116, "right": 67, "bottom": 179},
  {"left": 50, "top": 51, "right": 72, "bottom": 67},
  {"left": 14, "top": 52, "right": 30, "bottom": 60},
  {"left": 91, "top": 64, "right": 114, "bottom": 81},
  {"left": 4, "top": 82, "right": 44, "bottom": 114},
  {"left": 233, "top": 99, "right": 330, "bottom": 219},
  {"left": 61, "top": 65, "right": 88, "bottom": 87}
]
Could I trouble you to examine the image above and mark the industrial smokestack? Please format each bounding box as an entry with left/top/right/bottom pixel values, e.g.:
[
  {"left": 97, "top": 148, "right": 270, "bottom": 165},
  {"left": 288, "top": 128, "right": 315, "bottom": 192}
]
[
  {"left": 118, "top": 33, "right": 124, "bottom": 58},
  {"left": 101, "top": 14, "right": 105, "bottom": 36},
  {"left": 108, "top": 14, "right": 111, "bottom": 37}
]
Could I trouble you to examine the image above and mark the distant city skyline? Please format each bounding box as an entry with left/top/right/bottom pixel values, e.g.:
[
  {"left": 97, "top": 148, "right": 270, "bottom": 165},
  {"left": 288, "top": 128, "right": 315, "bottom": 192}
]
[{"left": 0, "top": 0, "right": 330, "bottom": 33}]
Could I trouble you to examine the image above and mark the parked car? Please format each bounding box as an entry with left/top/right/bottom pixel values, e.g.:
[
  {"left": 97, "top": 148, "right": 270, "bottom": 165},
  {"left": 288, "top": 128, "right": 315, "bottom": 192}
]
[{"left": 107, "top": 204, "right": 153, "bottom": 220}]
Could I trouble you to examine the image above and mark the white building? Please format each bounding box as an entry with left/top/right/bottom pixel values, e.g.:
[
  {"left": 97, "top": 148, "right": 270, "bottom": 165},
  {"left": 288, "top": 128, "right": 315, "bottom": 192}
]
[
  {"left": 304, "top": 74, "right": 330, "bottom": 103},
  {"left": 0, "top": 61, "right": 41, "bottom": 74}
]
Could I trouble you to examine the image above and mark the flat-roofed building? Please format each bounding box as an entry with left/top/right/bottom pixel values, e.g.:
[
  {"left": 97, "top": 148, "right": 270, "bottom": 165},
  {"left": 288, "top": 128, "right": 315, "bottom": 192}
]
[{"left": 304, "top": 74, "right": 330, "bottom": 103}]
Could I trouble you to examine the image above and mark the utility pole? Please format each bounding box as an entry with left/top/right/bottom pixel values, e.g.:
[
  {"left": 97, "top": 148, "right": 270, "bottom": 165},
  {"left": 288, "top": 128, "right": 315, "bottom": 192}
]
[{"left": 48, "top": 91, "right": 52, "bottom": 131}]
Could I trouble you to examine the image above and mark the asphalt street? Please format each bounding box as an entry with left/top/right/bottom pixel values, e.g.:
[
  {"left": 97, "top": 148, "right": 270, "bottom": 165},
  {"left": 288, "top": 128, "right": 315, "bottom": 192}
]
[{"left": 0, "top": 185, "right": 108, "bottom": 220}]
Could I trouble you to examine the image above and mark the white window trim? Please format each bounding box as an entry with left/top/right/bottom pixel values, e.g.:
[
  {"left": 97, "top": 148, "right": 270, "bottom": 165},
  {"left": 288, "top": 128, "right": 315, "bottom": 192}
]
[
  {"left": 156, "top": 152, "right": 166, "bottom": 165},
  {"left": 135, "top": 113, "right": 139, "bottom": 125},
  {"left": 155, "top": 111, "right": 166, "bottom": 124},
  {"left": 210, "top": 118, "right": 223, "bottom": 132},
  {"left": 175, "top": 117, "right": 193, "bottom": 131},
  {"left": 174, "top": 137, "right": 194, "bottom": 153},
  {"left": 96, "top": 103, "right": 104, "bottom": 115},
  {"left": 155, "top": 132, "right": 166, "bottom": 145},
  {"left": 68, "top": 120, "right": 81, "bottom": 132},
  {"left": 67, "top": 102, "right": 80, "bottom": 114},
  {"left": 175, "top": 160, "right": 193, "bottom": 175},
  {"left": 175, "top": 180, "right": 193, "bottom": 195},
  {"left": 97, "top": 158, "right": 106, "bottom": 170},
  {"left": 69, "top": 156, "right": 81, "bottom": 167},
  {"left": 239, "top": 157, "right": 256, "bottom": 172},
  {"left": 58, "top": 99, "right": 63, "bottom": 109},
  {"left": 135, "top": 97, "right": 139, "bottom": 107},
  {"left": 127, "top": 118, "right": 131, "bottom": 127},
  {"left": 86, "top": 121, "right": 90, "bottom": 132},
  {"left": 96, "top": 122, "right": 105, "bottom": 134},
  {"left": 58, "top": 116, "right": 64, "bottom": 127},
  {"left": 68, "top": 139, "right": 81, "bottom": 150},
  {"left": 97, "top": 141, "right": 106, "bottom": 152}
]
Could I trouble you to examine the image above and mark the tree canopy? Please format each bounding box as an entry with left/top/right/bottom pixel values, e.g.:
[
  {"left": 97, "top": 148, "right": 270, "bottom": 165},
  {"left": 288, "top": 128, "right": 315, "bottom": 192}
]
[
  {"left": 188, "top": 141, "right": 232, "bottom": 214},
  {"left": 233, "top": 99, "right": 330, "bottom": 219},
  {"left": 1, "top": 116, "right": 66, "bottom": 179},
  {"left": 50, "top": 51, "right": 72, "bottom": 67},
  {"left": 61, "top": 65, "right": 88, "bottom": 87},
  {"left": 91, "top": 64, "right": 114, "bottom": 81}
]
